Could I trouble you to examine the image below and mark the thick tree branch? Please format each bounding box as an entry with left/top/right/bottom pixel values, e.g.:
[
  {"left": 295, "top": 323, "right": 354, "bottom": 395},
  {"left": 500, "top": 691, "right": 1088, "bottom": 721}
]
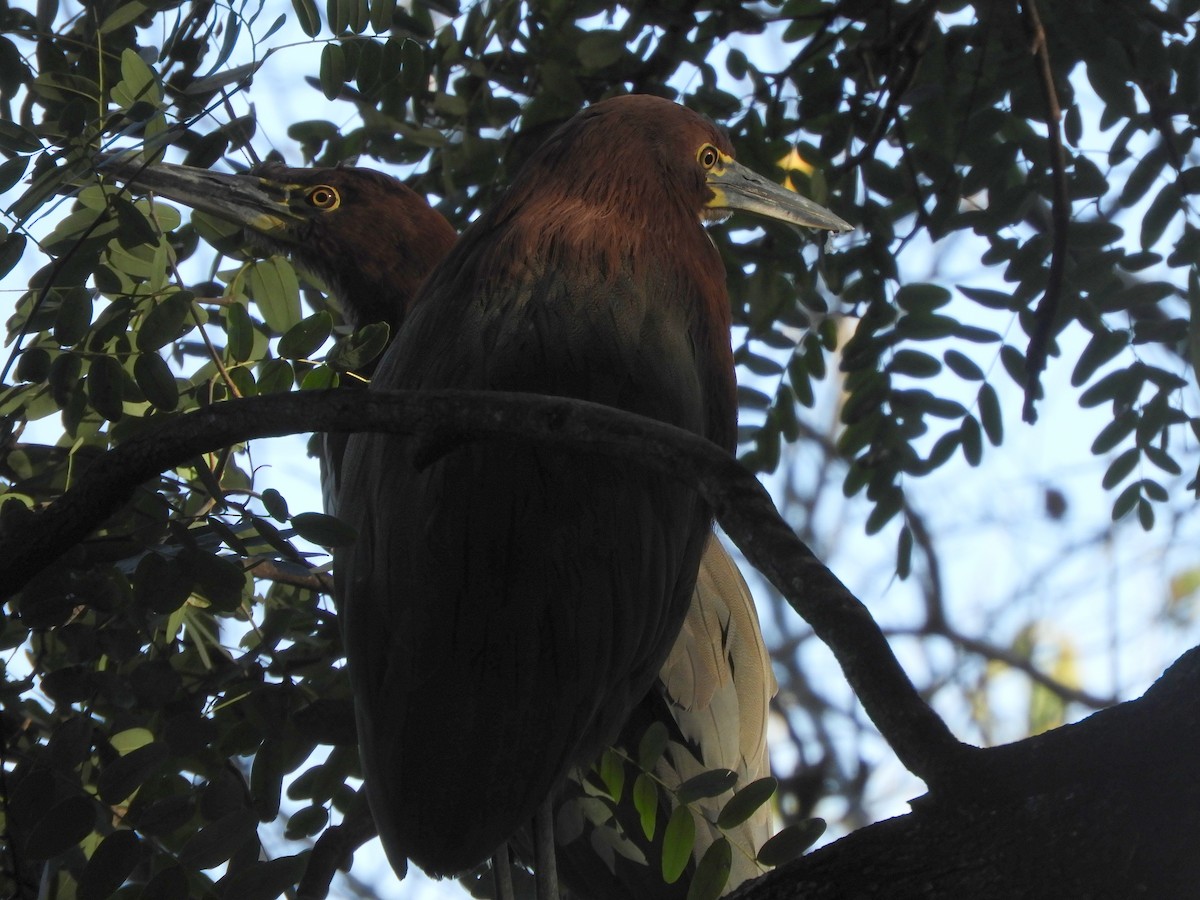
[
  {"left": 734, "top": 646, "right": 1200, "bottom": 899},
  {"left": 0, "top": 388, "right": 974, "bottom": 792}
]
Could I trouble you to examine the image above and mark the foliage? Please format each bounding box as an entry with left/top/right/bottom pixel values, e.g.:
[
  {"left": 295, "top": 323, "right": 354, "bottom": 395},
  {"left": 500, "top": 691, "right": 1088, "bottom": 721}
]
[{"left": 1, "top": 0, "right": 1199, "bottom": 898}]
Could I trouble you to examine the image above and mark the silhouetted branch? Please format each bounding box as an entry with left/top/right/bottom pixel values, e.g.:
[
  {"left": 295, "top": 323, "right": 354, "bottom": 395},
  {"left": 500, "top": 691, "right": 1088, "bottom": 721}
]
[
  {"left": 1019, "top": 0, "right": 1070, "bottom": 424},
  {"left": 245, "top": 557, "right": 334, "bottom": 593},
  {"left": 0, "top": 388, "right": 971, "bottom": 792}
]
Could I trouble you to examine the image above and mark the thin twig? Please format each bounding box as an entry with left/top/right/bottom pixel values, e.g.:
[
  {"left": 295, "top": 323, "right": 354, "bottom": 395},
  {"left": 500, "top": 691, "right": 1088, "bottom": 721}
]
[
  {"left": 245, "top": 557, "right": 334, "bottom": 593},
  {"left": 1019, "top": 0, "right": 1071, "bottom": 424}
]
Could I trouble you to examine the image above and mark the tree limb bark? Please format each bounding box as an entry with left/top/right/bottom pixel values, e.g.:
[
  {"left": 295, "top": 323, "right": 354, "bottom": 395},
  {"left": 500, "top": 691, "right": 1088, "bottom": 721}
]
[{"left": 0, "top": 387, "right": 970, "bottom": 791}]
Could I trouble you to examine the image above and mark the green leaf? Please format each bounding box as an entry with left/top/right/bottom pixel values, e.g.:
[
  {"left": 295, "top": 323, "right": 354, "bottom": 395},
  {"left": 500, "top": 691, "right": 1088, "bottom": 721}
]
[
  {"left": 369, "top": 0, "right": 396, "bottom": 32},
  {"left": 1137, "top": 497, "right": 1155, "bottom": 529},
  {"left": 137, "top": 293, "right": 193, "bottom": 352},
  {"left": 285, "top": 805, "right": 330, "bottom": 840},
  {"left": 757, "top": 819, "right": 826, "bottom": 865},
  {"left": 292, "top": 0, "right": 321, "bottom": 36},
  {"left": 0, "top": 120, "right": 41, "bottom": 153},
  {"left": 599, "top": 747, "right": 625, "bottom": 802},
  {"left": 87, "top": 355, "right": 125, "bottom": 421},
  {"left": 134, "top": 353, "right": 179, "bottom": 411},
  {"left": 1091, "top": 410, "right": 1137, "bottom": 455},
  {"left": 100, "top": 1, "right": 147, "bottom": 34},
  {"left": 327, "top": 321, "right": 389, "bottom": 371},
  {"left": 216, "top": 855, "right": 308, "bottom": 900},
  {"left": 677, "top": 769, "right": 737, "bottom": 805},
  {"left": 291, "top": 511, "right": 358, "bottom": 547},
  {"left": 960, "top": 416, "right": 982, "bottom": 467},
  {"left": 977, "top": 383, "right": 1003, "bottom": 446},
  {"left": 897, "top": 525, "right": 913, "bottom": 579},
  {"left": 0, "top": 232, "right": 27, "bottom": 278},
  {"left": 1141, "top": 182, "right": 1180, "bottom": 250},
  {"left": 399, "top": 38, "right": 425, "bottom": 93},
  {"left": 943, "top": 349, "right": 984, "bottom": 381},
  {"left": 1112, "top": 480, "right": 1141, "bottom": 520},
  {"left": 226, "top": 302, "right": 256, "bottom": 363},
  {"left": 686, "top": 837, "right": 731, "bottom": 900},
  {"left": 278, "top": 310, "right": 333, "bottom": 359},
  {"left": 252, "top": 738, "right": 285, "bottom": 822},
  {"left": 300, "top": 364, "right": 338, "bottom": 389},
  {"left": 717, "top": 776, "right": 777, "bottom": 830},
  {"left": 957, "top": 285, "right": 1016, "bottom": 310},
  {"left": 178, "top": 808, "right": 258, "bottom": 870},
  {"left": 79, "top": 830, "right": 142, "bottom": 900},
  {"left": 354, "top": 0, "right": 371, "bottom": 32},
  {"left": 110, "top": 194, "right": 158, "bottom": 249},
  {"left": 637, "top": 721, "right": 669, "bottom": 770},
  {"left": 257, "top": 358, "right": 295, "bottom": 394},
  {"left": 888, "top": 349, "right": 941, "bottom": 378},
  {"left": 248, "top": 256, "right": 301, "bottom": 333},
  {"left": 112, "top": 48, "right": 161, "bottom": 109},
  {"left": 320, "top": 43, "right": 347, "bottom": 100},
  {"left": 98, "top": 741, "right": 170, "bottom": 804},
  {"left": 25, "top": 795, "right": 95, "bottom": 860},
  {"left": 577, "top": 30, "right": 625, "bottom": 70},
  {"left": 895, "top": 283, "right": 951, "bottom": 312},
  {"left": 865, "top": 487, "right": 902, "bottom": 534},
  {"left": 1072, "top": 329, "right": 1129, "bottom": 387},
  {"left": 53, "top": 286, "right": 93, "bottom": 345},
  {"left": 262, "top": 488, "right": 290, "bottom": 522},
  {"left": 662, "top": 806, "right": 695, "bottom": 884},
  {"left": 633, "top": 772, "right": 658, "bottom": 840}
]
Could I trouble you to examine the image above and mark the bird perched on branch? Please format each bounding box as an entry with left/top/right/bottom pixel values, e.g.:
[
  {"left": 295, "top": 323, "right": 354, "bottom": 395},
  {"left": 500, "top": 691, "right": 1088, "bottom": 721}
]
[
  {"left": 335, "top": 94, "right": 847, "bottom": 894},
  {"left": 100, "top": 104, "right": 848, "bottom": 896}
]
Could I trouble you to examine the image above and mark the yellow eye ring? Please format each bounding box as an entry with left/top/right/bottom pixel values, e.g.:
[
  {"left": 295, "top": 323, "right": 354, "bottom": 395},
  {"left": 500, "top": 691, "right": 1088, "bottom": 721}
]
[
  {"left": 307, "top": 185, "right": 340, "bottom": 210},
  {"left": 698, "top": 145, "right": 721, "bottom": 170}
]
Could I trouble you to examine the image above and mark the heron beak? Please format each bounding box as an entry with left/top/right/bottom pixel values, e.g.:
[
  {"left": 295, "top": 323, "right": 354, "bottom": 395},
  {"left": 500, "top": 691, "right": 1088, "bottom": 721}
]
[
  {"left": 706, "top": 158, "right": 852, "bottom": 234},
  {"left": 94, "top": 152, "right": 303, "bottom": 236}
]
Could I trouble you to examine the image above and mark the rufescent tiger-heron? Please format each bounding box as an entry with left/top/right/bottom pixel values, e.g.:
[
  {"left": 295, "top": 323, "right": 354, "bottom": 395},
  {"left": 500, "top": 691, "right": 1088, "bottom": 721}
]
[
  {"left": 338, "top": 94, "right": 848, "bottom": 896},
  {"left": 100, "top": 98, "right": 849, "bottom": 897},
  {"left": 95, "top": 155, "right": 779, "bottom": 896}
]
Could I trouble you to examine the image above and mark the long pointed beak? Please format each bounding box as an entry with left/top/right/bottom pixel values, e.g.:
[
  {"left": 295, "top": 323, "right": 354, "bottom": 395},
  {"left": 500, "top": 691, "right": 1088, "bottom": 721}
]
[
  {"left": 94, "top": 152, "right": 301, "bottom": 234},
  {"left": 707, "top": 159, "right": 852, "bottom": 234}
]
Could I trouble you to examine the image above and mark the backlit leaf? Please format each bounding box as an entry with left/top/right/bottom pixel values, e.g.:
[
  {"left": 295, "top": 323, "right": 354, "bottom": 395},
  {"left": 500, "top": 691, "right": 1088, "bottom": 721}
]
[
  {"left": 291, "top": 0, "right": 321, "bottom": 36},
  {"left": 134, "top": 353, "right": 179, "bottom": 411},
  {"left": 686, "top": 837, "right": 731, "bottom": 900},
  {"left": 637, "top": 721, "right": 668, "bottom": 770},
  {"left": 599, "top": 747, "right": 624, "bottom": 802},
  {"left": 662, "top": 806, "right": 695, "bottom": 884},
  {"left": 278, "top": 311, "right": 333, "bottom": 359},
  {"left": 633, "top": 772, "right": 657, "bottom": 840},
  {"left": 248, "top": 256, "right": 301, "bottom": 333},
  {"left": 87, "top": 355, "right": 124, "bottom": 421},
  {"left": 137, "top": 293, "right": 193, "bottom": 352}
]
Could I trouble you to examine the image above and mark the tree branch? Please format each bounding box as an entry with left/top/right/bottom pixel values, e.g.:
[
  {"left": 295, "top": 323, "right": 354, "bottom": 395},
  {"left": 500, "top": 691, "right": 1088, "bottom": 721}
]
[
  {"left": 0, "top": 388, "right": 974, "bottom": 792},
  {"left": 1019, "top": 0, "right": 1071, "bottom": 424}
]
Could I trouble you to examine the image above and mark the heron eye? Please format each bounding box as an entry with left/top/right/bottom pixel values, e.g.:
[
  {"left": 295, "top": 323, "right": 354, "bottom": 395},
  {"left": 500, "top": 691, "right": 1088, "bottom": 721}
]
[
  {"left": 698, "top": 145, "right": 721, "bottom": 170},
  {"left": 307, "top": 186, "right": 340, "bottom": 210}
]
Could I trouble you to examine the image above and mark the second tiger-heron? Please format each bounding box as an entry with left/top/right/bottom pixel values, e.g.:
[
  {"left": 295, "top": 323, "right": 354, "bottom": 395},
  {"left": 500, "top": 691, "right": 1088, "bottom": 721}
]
[
  {"left": 100, "top": 102, "right": 848, "bottom": 895},
  {"left": 336, "top": 95, "right": 847, "bottom": 890}
]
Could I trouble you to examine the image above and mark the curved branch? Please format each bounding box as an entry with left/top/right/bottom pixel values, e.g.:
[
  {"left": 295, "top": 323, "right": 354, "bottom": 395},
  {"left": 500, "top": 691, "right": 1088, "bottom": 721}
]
[{"left": 0, "top": 388, "right": 974, "bottom": 791}]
